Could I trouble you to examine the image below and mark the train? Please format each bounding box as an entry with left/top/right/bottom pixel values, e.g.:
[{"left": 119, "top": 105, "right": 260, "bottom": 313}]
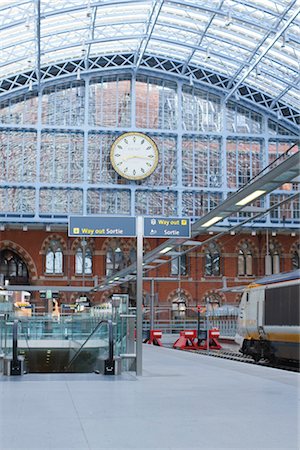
[{"left": 235, "top": 270, "right": 300, "bottom": 363}]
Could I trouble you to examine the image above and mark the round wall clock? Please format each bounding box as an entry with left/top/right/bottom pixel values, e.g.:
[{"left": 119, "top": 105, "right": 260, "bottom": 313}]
[{"left": 110, "top": 132, "right": 159, "bottom": 180}]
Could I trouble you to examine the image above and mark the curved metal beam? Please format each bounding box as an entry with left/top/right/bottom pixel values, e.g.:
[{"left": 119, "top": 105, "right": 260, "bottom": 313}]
[{"left": 224, "top": 5, "right": 300, "bottom": 102}]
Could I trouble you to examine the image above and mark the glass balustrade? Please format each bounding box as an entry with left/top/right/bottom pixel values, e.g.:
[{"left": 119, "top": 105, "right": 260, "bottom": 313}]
[{"left": 0, "top": 306, "right": 134, "bottom": 374}]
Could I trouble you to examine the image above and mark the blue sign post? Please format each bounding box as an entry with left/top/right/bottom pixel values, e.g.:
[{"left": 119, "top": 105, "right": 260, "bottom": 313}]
[
  {"left": 144, "top": 217, "right": 191, "bottom": 238},
  {"left": 68, "top": 216, "right": 136, "bottom": 237}
]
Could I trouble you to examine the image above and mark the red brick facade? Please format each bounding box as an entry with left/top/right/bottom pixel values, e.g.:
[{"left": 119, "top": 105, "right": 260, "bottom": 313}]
[{"left": 0, "top": 228, "right": 298, "bottom": 311}]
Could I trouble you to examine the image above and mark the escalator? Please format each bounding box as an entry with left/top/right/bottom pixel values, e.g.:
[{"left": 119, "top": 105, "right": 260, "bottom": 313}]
[{"left": 0, "top": 312, "right": 131, "bottom": 375}]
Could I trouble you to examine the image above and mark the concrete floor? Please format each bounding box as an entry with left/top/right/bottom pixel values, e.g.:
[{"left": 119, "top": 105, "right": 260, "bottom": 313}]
[{"left": 0, "top": 345, "right": 299, "bottom": 450}]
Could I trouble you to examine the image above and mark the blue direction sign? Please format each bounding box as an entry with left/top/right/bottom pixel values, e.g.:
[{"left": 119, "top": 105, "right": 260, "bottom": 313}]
[
  {"left": 69, "top": 216, "right": 136, "bottom": 237},
  {"left": 144, "top": 217, "right": 190, "bottom": 238}
]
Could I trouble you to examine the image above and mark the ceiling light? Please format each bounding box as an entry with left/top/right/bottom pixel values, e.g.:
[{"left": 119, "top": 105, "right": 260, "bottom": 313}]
[
  {"left": 271, "top": 231, "right": 276, "bottom": 237},
  {"left": 46, "top": 225, "right": 51, "bottom": 232},
  {"left": 76, "top": 69, "right": 81, "bottom": 81},
  {"left": 291, "top": 232, "right": 296, "bottom": 237},
  {"left": 159, "top": 246, "right": 173, "bottom": 254},
  {"left": 201, "top": 216, "right": 223, "bottom": 227},
  {"left": 230, "top": 231, "right": 235, "bottom": 235},
  {"left": 28, "top": 80, "right": 33, "bottom": 91},
  {"left": 236, "top": 190, "right": 266, "bottom": 206},
  {"left": 251, "top": 231, "right": 256, "bottom": 236},
  {"left": 22, "top": 225, "right": 28, "bottom": 231},
  {"left": 0, "top": 225, "right": 5, "bottom": 231}
]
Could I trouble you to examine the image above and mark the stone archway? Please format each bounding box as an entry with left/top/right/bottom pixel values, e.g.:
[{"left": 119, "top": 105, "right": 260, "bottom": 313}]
[{"left": 0, "top": 240, "right": 38, "bottom": 283}]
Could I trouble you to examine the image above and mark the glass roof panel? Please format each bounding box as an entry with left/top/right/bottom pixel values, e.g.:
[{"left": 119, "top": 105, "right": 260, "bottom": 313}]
[{"left": 0, "top": 0, "right": 299, "bottom": 116}]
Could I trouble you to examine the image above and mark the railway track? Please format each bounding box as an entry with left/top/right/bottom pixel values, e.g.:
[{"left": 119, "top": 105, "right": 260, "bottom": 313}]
[{"left": 173, "top": 347, "right": 300, "bottom": 373}]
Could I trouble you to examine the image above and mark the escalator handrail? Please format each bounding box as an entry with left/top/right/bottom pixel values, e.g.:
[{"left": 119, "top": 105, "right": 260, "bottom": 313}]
[{"left": 65, "top": 319, "right": 113, "bottom": 371}]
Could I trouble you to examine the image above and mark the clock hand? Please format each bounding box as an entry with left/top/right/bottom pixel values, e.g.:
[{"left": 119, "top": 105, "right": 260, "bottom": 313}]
[{"left": 123, "top": 155, "right": 153, "bottom": 161}]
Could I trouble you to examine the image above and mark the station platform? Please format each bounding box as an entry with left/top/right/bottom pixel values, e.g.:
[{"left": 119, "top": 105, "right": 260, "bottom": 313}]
[{"left": 0, "top": 344, "right": 298, "bottom": 450}]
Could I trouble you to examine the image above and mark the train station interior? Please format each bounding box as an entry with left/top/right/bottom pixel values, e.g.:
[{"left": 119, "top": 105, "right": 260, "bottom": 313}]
[{"left": 0, "top": 1, "right": 299, "bottom": 449}]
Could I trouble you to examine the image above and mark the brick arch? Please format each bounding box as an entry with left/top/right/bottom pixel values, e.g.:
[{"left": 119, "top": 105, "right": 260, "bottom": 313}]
[
  {"left": 202, "top": 239, "right": 223, "bottom": 254},
  {"left": 101, "top": 238, "right": 127, "bottom": 252},
  {"left": 201, "top": 289, "right": 225, "bottom": 305},
  {"left": 290, "top": 241, "right": 300, "bottom": 255},
  {"left": 71, "top": 237, "right": 95, "bottom": 253},
  {"left": 100, "top": 288, "right": 122, "bottom": 303},
  {"left": 41, "top": 234, "right": 67, "bottom": 253},
  {"left": 167, "top": 288, "right": 193, "bottom": 305},
  {"left": 236, "top": 238, "right": 258, "bottom": 257},
  {"left": 0, "top": 240, "right": 38, "bottom": 281},
  {"left": 262, "top": 238, "right": 283, "bottom": 256}
]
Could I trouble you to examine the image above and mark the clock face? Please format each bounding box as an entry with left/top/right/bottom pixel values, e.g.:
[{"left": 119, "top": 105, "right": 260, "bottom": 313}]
[{"left": 110, "top": 132, "right": 159, "bottom": 180}]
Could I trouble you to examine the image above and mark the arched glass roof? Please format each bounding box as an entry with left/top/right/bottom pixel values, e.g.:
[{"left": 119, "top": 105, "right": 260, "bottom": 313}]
[{"left": 0, "top": 0, "right": 299, "bottom": 123}]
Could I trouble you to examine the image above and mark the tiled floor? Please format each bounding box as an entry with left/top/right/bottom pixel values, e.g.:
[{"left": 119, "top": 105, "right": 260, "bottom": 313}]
[{"left": 0, "top": 345, "right": 299, "bottom": 449}]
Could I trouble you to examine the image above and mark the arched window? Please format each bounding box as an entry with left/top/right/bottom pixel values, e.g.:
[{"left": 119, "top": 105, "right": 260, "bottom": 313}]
[
  {"left": 106, "top": 245, "right": 124, "bottom": 277},
  {"left": 171, "top": 253, "right": 187, "bottom": 276},
  {"left": 204, "top": 243, "right": 220, "bottom": 276},
  {"left": 238, "top": 243, "right": 253, "bottom": 276},
  {"left": 75, "top": 242, "right": 92, "bottom": 275},
  {"left": 291, "top": 243, "right": 300, "bottom": 270},
  {"left": 203, "top": 293, "right": 222, "bottom": 312},
  {"left": 45, "top": 240, "right": 63, "bottom": 274},
  {"left": 265, "top": 242, "right": 280, "bottom": 275},
  {"left": 171, "top": 290, "right": 188, "bottom": 319},
  {"left": 0, "top": 250, "right": 29, "bottom": 284},
  {"left": 129, "top": 247, "right": 136, "bottom": 265}
]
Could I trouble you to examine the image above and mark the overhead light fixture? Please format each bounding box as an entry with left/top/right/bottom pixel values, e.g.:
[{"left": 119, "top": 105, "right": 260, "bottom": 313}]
[
  {"left": 76, "top": 69, "right": 81, "bottom": 81},
  {"left": 0, "top": 224, "right": 5, "bottom": 231},
  {"left": 22, "top": 225, "right": 28, "bottom": 231},
  {"left": 255, "top": 66, "right": 262, "bottom": 77},
  {"left": 291, "top": 232, "right": 296, "bottom": 237},
  {"left": 159, "top": 246, "right": 173, "bottom": 254},
  {"left": 184, "top": 240, "right": 202, "bottom": 246},
  {"left": 46, "top": 225, "right": 51, "bottom": 232},
  {"left": 251, "top": 231, "right": 256, "bottom": 236},
  {"left": 205, "top": 48, "right": 211, "bottom": 60},
  {"left": 230, "top": 231, "right": 235, "bottom": 235},
  {"left": 201, "top": 216, "right": 223, "bottom": 227},
  {"left": 114, "top": 277, "right": 119, "bottom": 281},
  {"left": 28, "top": 80, "right": 33, "bottom": 91},
  {"left": 271, "top": 231, "right": 277, "bottom": 237},
  {"left": 189, "top": 75, "right": 194, "bottom": 86},
  {"left": 209, "top": 231, "right": 214, "bottom": 235},
  {"left": 236, "top": 190, "right": 266, "bottom": 206}
]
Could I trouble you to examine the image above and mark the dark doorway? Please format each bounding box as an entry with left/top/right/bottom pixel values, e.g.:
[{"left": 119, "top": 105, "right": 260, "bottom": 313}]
[{"left": 0, "top": 249, "right": 29, "bottom": 285}]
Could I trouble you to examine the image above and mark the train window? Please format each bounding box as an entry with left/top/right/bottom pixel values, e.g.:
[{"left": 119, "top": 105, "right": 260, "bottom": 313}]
[{"left": 265, "top": 284, "right": 300, "bottom": 326}]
